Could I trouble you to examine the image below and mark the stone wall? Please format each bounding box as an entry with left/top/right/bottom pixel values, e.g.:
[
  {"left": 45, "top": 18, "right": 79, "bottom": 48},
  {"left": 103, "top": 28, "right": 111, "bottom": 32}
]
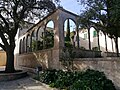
[
  {"left": 70, "top": 58, "right": 120, "bottom": 90},
  {"left": 72, "top": 49, "right": 101, "bottom": 58},
  {"left": 104, "top": 52, "right": 120, "bottom": 57},
  {"left": 17, "top": 48, "right": 60, "bottom": 70},
  {"left": 17, "top": 49, "right": 52, "bottom": 69}
]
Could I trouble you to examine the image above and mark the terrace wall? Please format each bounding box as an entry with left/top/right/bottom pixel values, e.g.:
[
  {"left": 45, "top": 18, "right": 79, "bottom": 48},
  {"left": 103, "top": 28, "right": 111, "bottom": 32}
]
[{"left": 71, "top": 58, "right": 120, "bottom": 90}]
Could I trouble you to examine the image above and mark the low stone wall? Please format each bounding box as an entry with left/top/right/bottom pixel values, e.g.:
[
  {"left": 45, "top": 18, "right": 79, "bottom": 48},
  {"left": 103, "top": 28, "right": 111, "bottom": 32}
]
[
  {"left": 72, "top": 58, "right": 120, "bottom": 90},
  {"left": 73, "top": 49, "right": 101, "bottom": 58},
  {"left": 61, "top": 48, "right": 102, "bottom": 58},
  {"left": 17, "top": 49, "right": 53, "bottom": 69},
  {"left": 104, "top": 52, "right": 120, "bottom": 57},
  {"left": 17, "top": 48, "right": 60, "bottom": 70}
]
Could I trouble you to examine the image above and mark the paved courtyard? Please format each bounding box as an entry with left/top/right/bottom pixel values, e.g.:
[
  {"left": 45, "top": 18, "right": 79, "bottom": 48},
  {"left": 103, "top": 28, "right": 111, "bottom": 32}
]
[
  {"left": 0, "top": 66, "right": 56, "bottom": 90},
  {"left": 0, "top": 76, "right": 56, "bottom": 90}
]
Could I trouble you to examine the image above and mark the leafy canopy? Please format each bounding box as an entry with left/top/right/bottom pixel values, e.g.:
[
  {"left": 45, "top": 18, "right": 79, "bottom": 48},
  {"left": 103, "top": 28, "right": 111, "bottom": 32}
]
[{"left": 0, "top": 0, "right": 58, "bottom": 51}]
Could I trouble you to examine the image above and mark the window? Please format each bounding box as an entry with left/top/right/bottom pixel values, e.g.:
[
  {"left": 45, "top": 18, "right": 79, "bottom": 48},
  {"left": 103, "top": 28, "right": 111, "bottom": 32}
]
[
  {"left": 84, "top": 33, "right": 87, "bottom": 40},
  {"left": 93, "top": 31, "right": 97, "bottom": 37}
]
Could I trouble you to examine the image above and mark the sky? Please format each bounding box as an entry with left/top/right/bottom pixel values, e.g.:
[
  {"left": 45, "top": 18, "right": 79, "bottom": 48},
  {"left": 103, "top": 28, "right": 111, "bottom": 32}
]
[{"left": 60, "top": 0, "right": 84, "bottom": 15}]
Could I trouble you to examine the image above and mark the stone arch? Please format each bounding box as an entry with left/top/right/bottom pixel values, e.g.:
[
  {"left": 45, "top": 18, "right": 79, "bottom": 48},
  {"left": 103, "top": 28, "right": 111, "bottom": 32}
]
[
  {"left": 19, "top": 39, "right": 22, "bottom": 54},
  {"left": 36, "top": 27, "right": 41, "bottom": 41},
  {"left": 31, "top": 30, "right": 36, "bottom": 51},
  {"left": 26, "top": 34, "right": 31, "bottom": 52},
  {"left": 23, "top": 37, "right": 25, "bottom": 53},
  {"left": 63, "top": 18, "right": 77, "bottom": 47},
  {"left": 36, "top": 26, "right": 45, "bottom": 41},
  {"left": 36, "top": 26, "right": 44, "bottom": 50},
  {"left": 63, "top": 18, "right": 77, "bottom": 26},
  {"left": 44, "top": 20, "right": 55, "bottom": 49},
  {"left": 45, "top": 19, "right": 55, "bottom": 28},
  {"left": 90, "top": 27, "right": 99, "bottom": 50}
]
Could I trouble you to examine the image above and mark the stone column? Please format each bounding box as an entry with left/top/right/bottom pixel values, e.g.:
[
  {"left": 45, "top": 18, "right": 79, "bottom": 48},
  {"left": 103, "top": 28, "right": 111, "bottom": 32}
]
[{"left": 50, "top": 12, "right": 64, "bottom": 69}]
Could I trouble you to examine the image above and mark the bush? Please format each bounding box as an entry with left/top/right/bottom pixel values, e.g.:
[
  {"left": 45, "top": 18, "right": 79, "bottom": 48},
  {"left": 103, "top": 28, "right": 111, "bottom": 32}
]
[
  {"left": 38, "top": 69, "right": 116, "bottom": 90},
  {"left": 69, "top": 69, "right": 116, "bottom": 90},
  {"left": 39, "top": 69, "right": 58, "bottom": 84},
  {"left": 65, "top": 41, "right": 73, "bottom": 48}
]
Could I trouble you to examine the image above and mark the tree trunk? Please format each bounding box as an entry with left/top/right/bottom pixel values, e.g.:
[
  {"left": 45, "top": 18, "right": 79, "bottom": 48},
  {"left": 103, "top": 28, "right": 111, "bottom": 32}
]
[
  {"left": 88, "top": 28, "right": 91, "bottom": 50},
  {"left": 115, "top": 37, "right": 119, "bottom": 57},
  {"left": 105, "top": 34, "right": 108, "bottom": 52},
  {"left": 5, "top": 49, "right": 15, "bottom": 73}
]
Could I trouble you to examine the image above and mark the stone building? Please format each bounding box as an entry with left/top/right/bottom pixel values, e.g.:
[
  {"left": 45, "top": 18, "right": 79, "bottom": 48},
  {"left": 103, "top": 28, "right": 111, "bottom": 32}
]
[
  {"left": 15, "top": 7, "right": 120, "bottom": 89},
  {"left": 16, "top": 7, "right": 120, "bottom": 69},
  {"left": 16, "top": 7, "right": 79, "bottom": 69}
]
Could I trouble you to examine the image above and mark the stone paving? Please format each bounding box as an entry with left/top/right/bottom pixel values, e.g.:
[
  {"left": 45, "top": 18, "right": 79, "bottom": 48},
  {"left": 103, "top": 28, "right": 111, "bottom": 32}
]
[
  {"left": 0, "top": 66, "right": 56, "bottom": 90},
  {"left": 0, "top": 76, "right": 57, "bottom": 90}
]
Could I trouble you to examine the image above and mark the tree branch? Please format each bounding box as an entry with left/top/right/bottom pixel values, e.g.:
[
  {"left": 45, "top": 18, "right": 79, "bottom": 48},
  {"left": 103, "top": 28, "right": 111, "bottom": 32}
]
[
  {"left": 0, "top": 43, "right": 6, "bottom": 51},
  {"left": 0, "top": 29, "right": 9, "bottom": 47},
  {"left": 0, "top": 13, "right": 9, "bottom": 30},
  {"left": 2, "top": 7, "right": 13, "bottom": 18}
]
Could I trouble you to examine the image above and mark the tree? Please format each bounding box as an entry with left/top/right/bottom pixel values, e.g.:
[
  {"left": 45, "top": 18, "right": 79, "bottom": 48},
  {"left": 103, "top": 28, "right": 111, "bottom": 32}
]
[
  {"left": 65, "top": 19, "right": 71, "bottom": 42},
  {"left": 77, "top": 0, "right": 120, "bottom": 56},
  {"left": 0, "top": 0, "right": 58, "bottom": 73}
]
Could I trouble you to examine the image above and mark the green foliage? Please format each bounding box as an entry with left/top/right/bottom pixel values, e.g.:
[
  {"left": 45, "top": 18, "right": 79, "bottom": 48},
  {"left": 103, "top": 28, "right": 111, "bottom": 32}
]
[
  {"left": 41, "top": 32, "right": 54, "bottom": 49},
  {"left": 38, "top": 69, "right": 116, "bottom": 90},
  {"left": 32, "top": 31, "right": 54, "bottom": 51},
  {"left": 78, "top": 0, "right": 120, "bottom": 56},
  {"left": 60, "top": 48, "right": 75, "bottom": 71},
  {"left": 31, "top": 40, "right": 43, "bottom": 51},
  {"left": 70, "top": 31, "right": 76, "bottom": 39},
  {"left": 64, "top": 41, "right": 73, "bottom": 48},
  {"left": 69, "top": 69, "right": 116, "bottom": 90},
  {"left": 37, "top": 41, "right": 43, "bottom": 50},
  {"left": 39, "top": 69, "right": 58, "bottom": 84},
  {"left": 32, "top": 40, "right": 37, "bottom": 51}
]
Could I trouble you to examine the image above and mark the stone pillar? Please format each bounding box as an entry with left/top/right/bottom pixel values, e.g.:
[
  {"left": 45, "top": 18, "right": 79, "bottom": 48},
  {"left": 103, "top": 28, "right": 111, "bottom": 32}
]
[
  {"left": 50, "top": 12, "right": 64, "bottom": 69},
  {"left": 54, "top": 17, "right": 64, "bottom": 49}
]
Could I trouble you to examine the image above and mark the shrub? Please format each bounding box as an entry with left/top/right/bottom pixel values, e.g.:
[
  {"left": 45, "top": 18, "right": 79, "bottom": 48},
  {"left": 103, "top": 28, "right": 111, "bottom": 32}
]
[
  {"left": 65, "top": 41, "right": 73, "bottom": 48},
  {"left": 38, "top": 69, "right": 116, "bottom": 90},
  {"left": 39, "top": 69, "right": 58, "bottom": 84},
  {"left": 69, "top": 69, "right": 116, "bottom": 90}
]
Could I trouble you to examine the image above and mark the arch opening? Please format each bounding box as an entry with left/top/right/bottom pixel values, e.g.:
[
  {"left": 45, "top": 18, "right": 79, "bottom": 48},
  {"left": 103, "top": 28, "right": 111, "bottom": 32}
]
[
  {"left": 43, "top": 20, "right": 54, "bottom": 49},
  {"left": 64, "top": 19, "right": 76, "bottom": 47}
]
